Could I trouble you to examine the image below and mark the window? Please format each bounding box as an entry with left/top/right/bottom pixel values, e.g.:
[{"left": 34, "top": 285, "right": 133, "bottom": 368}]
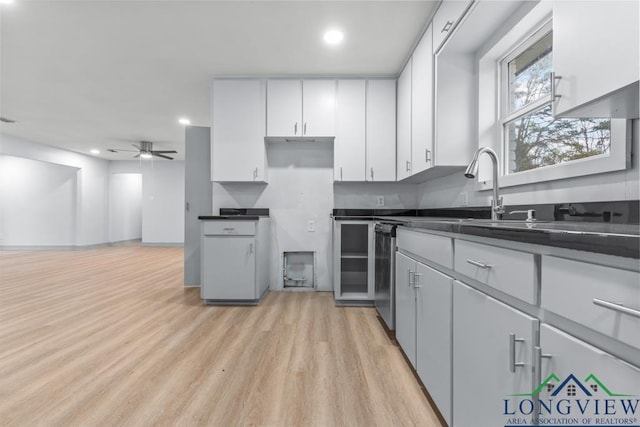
[
  {"left": 500, "top": 23, "right": 611, "bottom": 175},
  {"left": 567, "top": 384, "right": 577, "bottom": 397}
]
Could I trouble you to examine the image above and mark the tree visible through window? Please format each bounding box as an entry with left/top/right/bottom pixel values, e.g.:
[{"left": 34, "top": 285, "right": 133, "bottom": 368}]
[{"left": 502, "top": 27, "right": 611, "bottom": 174}]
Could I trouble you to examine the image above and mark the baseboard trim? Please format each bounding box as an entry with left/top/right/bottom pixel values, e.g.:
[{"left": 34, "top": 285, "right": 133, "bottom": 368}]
[{"left": 141, "top": 242, "right": 184, "bottom": 247}]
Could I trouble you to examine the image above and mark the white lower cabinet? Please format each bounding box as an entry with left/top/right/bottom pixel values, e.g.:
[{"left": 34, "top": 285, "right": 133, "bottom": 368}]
[
  {"left": 395, "top": 252, "right": 417, "bottom": 367},
  {"left": 395, "top": 250, "right": 453, "bottom": 425},
  {"left": 538, "top": 324, "right": 640, "bottom": 402},
  {"left": 416, "top": 262, "right": 452, "bottom": 426},
  {"left": 453, "top": 280, "right": 537, "bottom": 427}
]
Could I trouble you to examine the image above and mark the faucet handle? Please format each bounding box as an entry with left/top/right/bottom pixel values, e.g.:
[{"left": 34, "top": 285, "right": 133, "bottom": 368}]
[{"left": 509, "top": 209, "right": 536, "bottom": 221}]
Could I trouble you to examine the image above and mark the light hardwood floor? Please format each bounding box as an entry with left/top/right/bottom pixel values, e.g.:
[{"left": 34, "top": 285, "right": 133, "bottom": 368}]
[{"left": 0, "top": 244, "right": 443, "bottom": 426}]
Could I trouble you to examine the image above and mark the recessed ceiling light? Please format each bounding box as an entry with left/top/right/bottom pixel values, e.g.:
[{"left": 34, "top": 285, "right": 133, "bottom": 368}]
[
  {"left": 178, "top": 117, "right": 191, "bottom": 125},
  {"left": 0, "top": 0, "right": 15, "bottom": 5},
  {"left": 90, "top": 149, "right": 100, "bottom": 155},
  {"left": 324, "top": 30, "right": 344, "bottom": 45}
]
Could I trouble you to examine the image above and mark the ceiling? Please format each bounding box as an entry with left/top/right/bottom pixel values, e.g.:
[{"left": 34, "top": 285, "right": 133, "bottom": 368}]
[{"left": 0, "top": 0, "right": 438, "bottom": 160}]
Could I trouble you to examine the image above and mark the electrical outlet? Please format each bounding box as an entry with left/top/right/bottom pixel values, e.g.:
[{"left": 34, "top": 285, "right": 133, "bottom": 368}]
[
  {"left": 376, "top": 196, "right": 384, "bottom": 207},
  {"left": 460, "top": 192, "right": 469, "bottom": 206},
  {"left": 307, "top": 220, "right": 315, "bottom": 232}
]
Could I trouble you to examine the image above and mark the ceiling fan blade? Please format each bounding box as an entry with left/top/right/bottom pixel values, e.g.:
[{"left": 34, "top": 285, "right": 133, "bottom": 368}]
[
  {"left": 151, "top": 150, "right": 178, "bottom": 154},
  {"left": 152, "top": 153, "right": 174, "bottom": 160},
  {"left": 107, "top": 148, "right": 139, "bottom": 152},
  {"left": 133, "top": 153, "right": 141, "bottom": 158}
]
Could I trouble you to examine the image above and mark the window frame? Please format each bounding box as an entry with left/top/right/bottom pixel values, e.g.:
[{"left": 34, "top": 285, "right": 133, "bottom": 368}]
[{"left": 475, "top": 1, "right": 630, "bottom": 190}]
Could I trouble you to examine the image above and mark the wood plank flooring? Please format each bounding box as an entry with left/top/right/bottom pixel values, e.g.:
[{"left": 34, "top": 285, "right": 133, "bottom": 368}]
[{"left": 0, "top": 244, "right": 442, "bottom": 426}]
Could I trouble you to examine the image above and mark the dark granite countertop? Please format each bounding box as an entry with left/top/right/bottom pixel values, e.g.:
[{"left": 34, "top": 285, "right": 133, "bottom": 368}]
[
  {"left": 332, "top": 207, "right": 640, "bottom": 259},
  {"left": 198, "top": 216, "right": 261, "bottom": 221}
]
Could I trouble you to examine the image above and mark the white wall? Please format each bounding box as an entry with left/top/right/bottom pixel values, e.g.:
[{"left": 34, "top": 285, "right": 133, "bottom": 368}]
[
  {"left": 334, "top": 182, "right": 418, "bottom": 208},
  {"left": 0, "top": 134, "right": 109, "bottom": 246},
  {"left": 418, "top": 120, "right": 639, "bottom": 209},
  {"left": 212, "top": 141, "right": 334, "bottom": 291},
  {"left": 0, "top": 155, "right": 78, "bottom": 246},
  {"left": 110, "top": 160, "right": 185, "bottom": 245},
  {"left": 109, "top": 173, "right": 142, "bottom": 242}
]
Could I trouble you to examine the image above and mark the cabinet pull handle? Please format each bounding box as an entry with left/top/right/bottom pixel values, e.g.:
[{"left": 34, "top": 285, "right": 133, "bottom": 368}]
[
  {"left": 425, "top": 149, "right": 431, "bottom": 163},
  {"left": 406, "top": 160, "right": 411, "bottom": 172},
  {"left": 304, "top": 122, "right": 307, "bottom": 135},
  {"left": 466, "top": 259, "right": 492, "bottom": 269},
  {"left": 294, "top": 122, "right": 298, "bottom": 135},
  {"left": 441, "top": 20, "right": 453, "bottom": 33},
  {"left": 413, "top": 273, "right": 422, "bottom": 288},
  {"left": 370, "top": 168, "right": 374, "bottom": 181},
  {"left": 509, "top": 333, "right": 525, "bottom": 373},
  {"left": 253, "top": 167, "right": 258, "bottom": 180},
  {"left": 408, "top": 270, "right": 414, "bottom": 287},
  {"left": 340, "top": 167, "right": 343, "bottom": 181},
  {"left": 249, "top": 243, "right": 253, "bottom": 254},
  {"left": 593, "top": 298, "right": 640, "bottom": 319},
  {"left": 534, "top": 346, "right": 553, "bottom": 390}
]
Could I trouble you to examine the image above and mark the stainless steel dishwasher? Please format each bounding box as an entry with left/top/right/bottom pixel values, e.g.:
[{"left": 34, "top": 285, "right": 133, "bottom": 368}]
[{"left": 374, "top": 222, "right": 397, "bottom": 331}]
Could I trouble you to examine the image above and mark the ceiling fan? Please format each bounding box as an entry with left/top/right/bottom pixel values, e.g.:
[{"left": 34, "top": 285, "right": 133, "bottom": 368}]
[{"left": 107, "top": 141, "right": 177, "bottom": 160}]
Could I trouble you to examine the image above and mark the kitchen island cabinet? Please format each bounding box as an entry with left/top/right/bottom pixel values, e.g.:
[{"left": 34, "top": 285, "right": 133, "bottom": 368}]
[{"left": 200, "top": 217, "right": 270, "bottom": 304}]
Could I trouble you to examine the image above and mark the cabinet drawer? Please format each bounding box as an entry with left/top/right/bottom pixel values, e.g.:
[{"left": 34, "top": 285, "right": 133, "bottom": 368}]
[
  {"left": 454, "top": 240, "right": 536, "bottom": 304},
  {"left": 541, "top": 256, "right": 640, "bottom": 350},
  {"left": 203, "top": 221, "right": 256, "bottom": 236},
  {"left": 397, "top": 228, "right": 452, "bottom": 269}
]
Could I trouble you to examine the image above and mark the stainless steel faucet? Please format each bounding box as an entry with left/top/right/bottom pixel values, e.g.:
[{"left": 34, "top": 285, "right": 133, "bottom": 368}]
[{"left": 464, "top": 147, "right": 504, "bottom": 220}]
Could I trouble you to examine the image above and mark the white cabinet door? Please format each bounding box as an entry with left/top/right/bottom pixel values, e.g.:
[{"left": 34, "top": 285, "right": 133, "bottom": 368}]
[
  {"left": 396, "top": 60, "right": 412, "bottom": 181},
  {"left": 395, "top": 252, "right": 416, "bottom": 367},
  {"left": 538, "top": 324, "right": 640, "bottom": 407},
  {"left": 432, "top": 0, "right": 472, "bottom": 53},
  {"left": 267, "top": 80, "right": 302, "bottom": 137},
  {"left": 453, "top": 281, "right": 537, "bottom": 427},
  {"left": 335, "top": 80, "right": 366, "bottom": 181},
  {"left": 553, "top": 0, "right": 639, "bottom": 118},
  {"left": 366, "top": 79, "right": 396, "bottom": 182},
  {"left": 411, "top": 25, "right": 434, "bottom": 175},
  {"left": 302, "top": 80, "right": 336, "bottom": 137},
  {"left": 416, "top": 262, "right": 452, "bottom": 426},
  {"left": 202, "top": 236, "right": 256, "bottom": 300},
  {"left": 211, "top": 79, "right": 267, "bottom": 182}
]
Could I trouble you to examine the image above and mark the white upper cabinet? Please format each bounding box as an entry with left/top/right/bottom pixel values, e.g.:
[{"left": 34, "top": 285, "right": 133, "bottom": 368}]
[
  {"left": 410, "top": 25, "right": 434, "bottom": 176},
  {"left": 302, "top": 80, "right": 337, "bottom": 137},
  {"left": 335, "top": 80, "right": 366, "bottom": 181},
  {"left": 432, "top": 0, "right": 473, "bottom": 53},
  {"left": 266, "top": 80, "right": 303, "bottom": 137},
  {"left": 267, "top": 79, "right": 336, "bottom": 137},
  {"left": 553, "top": 0, "right": 639, "bottom": 118},
  {"left": 396, "top": 59, "right": 412, "bottom": 181},
  {"left": 366, "top": 79, "right": 396, "bottom": 182},
  {"left": 211, "top": 79, "right": 267, "bottom": 182}
]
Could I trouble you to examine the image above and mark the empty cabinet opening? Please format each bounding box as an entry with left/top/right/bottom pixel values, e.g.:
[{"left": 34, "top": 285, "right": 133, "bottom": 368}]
[
  {"left": 340, "top": 224, "right": 369, "bottom": 296},
  {"left": 283, "top": 252, "right": 315, "bottom": 289}
]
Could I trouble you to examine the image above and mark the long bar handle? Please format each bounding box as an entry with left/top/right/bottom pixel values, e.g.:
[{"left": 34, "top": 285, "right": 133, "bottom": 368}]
[
  {"left": 413, "top": 273, "right": 422, "bottom": 288},
  {"left": 249, "top": 243, "right": 254, "bottom": 254},
  {"left": 534, "top": 346, "right": 553, "bottom": 392},
  {"left": 408, "top": 270, "right": 414, "bottom": 287},
  {"left": 304, "top": 122, "right": 307, "bottom": 135},
  {"left": 370, "top": 168, "right": 374, "bottom": 181},
  {"left": 406, "top": 160, "right": 411, "bottom": 172},
  {"left": 441, "top": 20, "right": 453, "bottom": 33},
  {"left": 593, "top": 298, "right": 640, "bottom": 319},
  {"left": 509, "top": 333, "right": 525, "bottom": 373},
  {"left": 294, "top": 122, "right": 298, "bottom": 135},
  {"left": 466, "top": 259, "right": 493, "bottom": 269},
  {"left": 425, "top": 149, "right": 431, "bottom": 163}
]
